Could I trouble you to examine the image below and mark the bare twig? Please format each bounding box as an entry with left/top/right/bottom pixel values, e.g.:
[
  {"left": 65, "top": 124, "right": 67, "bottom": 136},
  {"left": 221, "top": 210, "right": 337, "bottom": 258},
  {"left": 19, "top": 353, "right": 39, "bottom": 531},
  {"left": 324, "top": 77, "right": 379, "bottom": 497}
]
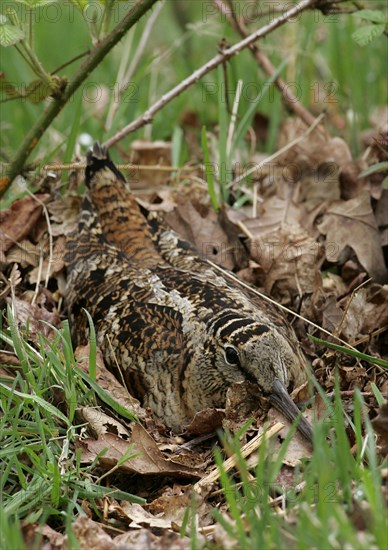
[
  {"left": 213, "top": 0, "right": 319, "bottom": 129},
  {"left": 2, "top": 0, "right": 160, "bottom": 199},
  {"left": 193, "top": 423, "right": 284, "bottom": 494},
  {"left": 40, "top": 163, "right": 196, "bottom": 174},
  {"left": 104, "top": 0, "right": 318, "bottom": 149},
  {"left": 226, "top": 79, "right": 243, "bottom": 156}
]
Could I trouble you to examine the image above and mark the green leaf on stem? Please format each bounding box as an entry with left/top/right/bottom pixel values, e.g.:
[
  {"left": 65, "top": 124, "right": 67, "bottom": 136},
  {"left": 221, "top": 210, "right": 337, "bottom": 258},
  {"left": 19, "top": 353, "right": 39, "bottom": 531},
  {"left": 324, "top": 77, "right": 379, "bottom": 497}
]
[{"left": 0, "top": 17, "right": 25, "bottom": 47}]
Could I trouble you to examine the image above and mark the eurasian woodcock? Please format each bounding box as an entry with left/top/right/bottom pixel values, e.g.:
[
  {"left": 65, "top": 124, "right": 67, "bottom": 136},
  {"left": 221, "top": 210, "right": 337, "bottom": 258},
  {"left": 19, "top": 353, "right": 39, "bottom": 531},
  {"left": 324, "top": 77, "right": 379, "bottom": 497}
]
[{"left": 65, "top": 143, "right": 313, "bottom": 442}]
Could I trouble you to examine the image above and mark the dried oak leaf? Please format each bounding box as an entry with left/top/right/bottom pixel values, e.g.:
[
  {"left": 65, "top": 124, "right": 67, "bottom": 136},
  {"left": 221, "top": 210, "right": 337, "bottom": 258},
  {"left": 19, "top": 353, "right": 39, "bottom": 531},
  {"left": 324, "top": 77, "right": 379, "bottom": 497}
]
[
  {"left": 78, "top": 424, "right": 201, "bottom": 479},
  {"left": 115, "top": 528, "right": 192, "bottom": 549},
  {"left": 317, "top": 192, "right": 387, "bottom": 283},
  {"left": 248, "top": 223, "right": 323, "bottom": 304},
  {"left": 78, "top": 406, "right": 131, "bottom": 440},
  {"left": 266, "top": 407, "right": 313, "bottom": 466},
  {"left": 7, "top": 295, "right": 60, "bottom": 341},
  {"left": 75, "top": 344, "right": 151, "bottom": 424},
  {"left": 25, "top": 524, "right": 67, "bottom": 550},
  {"left": 47, "top": 194, "right": 82, "bottom": 236},
  {"left": 165, "top": 200, "right": 247, "bottom": 270},
  {"left": 0, "top": 194, "right": 50, "bottom": 260},
  {"left": 5, "top": 239, "right": 39, "bottom": 267},
  {"left": 185, "top": 408, "right": 225, "bottom": 435},
  {"left": 243, "top": 193, "right": 304, "bottom": 235},
  {"left": 72, "top": 515, "right": 115, "bottom": 550},
  {"left": 27, "top": 236, "right": 66, "bottom": 284}
]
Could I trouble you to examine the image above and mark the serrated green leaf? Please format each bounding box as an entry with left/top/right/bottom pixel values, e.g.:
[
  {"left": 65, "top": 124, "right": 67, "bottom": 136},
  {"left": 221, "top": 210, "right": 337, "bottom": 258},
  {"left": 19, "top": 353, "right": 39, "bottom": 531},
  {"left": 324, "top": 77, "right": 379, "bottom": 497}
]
[
  {"left": 0, "top": 78, "right": 20, "bottom": 98},
  {"left": 352, "top": 24, "right": 385, "bottom": 47},
  {"left": 0, "top": 23, "right": 25, "bottom": 47},
  {"left": 352, "top": 9, "right": 387, "bottom": 24},
  {"left": 67, "top": 0, "right": 89, "bottom": 9},
  {"left": 12, "top": 0, "right": 58, "bottom": 7},
  {"left": 25, "top": 79, "right": 51, "bottom": 103}
]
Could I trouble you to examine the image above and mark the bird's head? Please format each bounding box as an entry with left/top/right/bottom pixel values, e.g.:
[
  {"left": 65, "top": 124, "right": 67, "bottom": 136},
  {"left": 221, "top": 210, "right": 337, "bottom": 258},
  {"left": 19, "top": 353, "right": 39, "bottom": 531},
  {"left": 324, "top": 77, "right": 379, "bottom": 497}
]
[{"left": 204, "top": 321, "right": 313, "bottom": 443}]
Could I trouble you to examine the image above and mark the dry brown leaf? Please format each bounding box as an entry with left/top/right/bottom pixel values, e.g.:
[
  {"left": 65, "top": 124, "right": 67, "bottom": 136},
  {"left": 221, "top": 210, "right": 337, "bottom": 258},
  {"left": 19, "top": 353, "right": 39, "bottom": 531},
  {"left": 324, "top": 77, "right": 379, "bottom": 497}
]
[
  {"left": 78, "top": 406, "right": 131, "bottom": 440},
  {"left": 278, "top": 119, "right": 352, "bottom": 172},
  {"left": 25, "top": 523, "right": 67, "bottom": 550},
  {"left": 243, "top": 193, "right": 303, "bottom": 235},
  {"left": 0, "top": 353, "right": 20, "bottom": 368},
  {"left": 7, "top": 295, "right": 61, "bottom": 341},
  {"left": 71, "top": 515, "right": 116, "bottom": 550},
  {"left": 248, "top": 223, "right": 323, "bottom": 305},
  {"left": 114, "top": 528, "right": 192, "bottom": 549},
  {"left": 47, "top": 195, "right": 82, "bottom": 236},
  {"left": 27, "top": 236, "right": 66, "bottom": 284},
  {"left": 5, "top": 239, "right": 39, "bottom": 267},
  {"left": 147, "top": 491, "right": 212, "bottom": 538},
  {"left": 185, "top": 408, "right": 225, "bottom": 435},
  {"left": 374, "top": 189, "right": 388, "bottom": 232},
  {"left": 0, "top": 194, "right": 50, "bottom": 260},
  {"left": 340, "top": 290, "right": 368, "bottom": 341},
  {"left": 78, "top": 424, "right": 201, "bottom": 478},
  {"left": 165, "top": 201, "right": 246, "bottom": 271},
  {"left": 148, "top": 492, "right": 190, "bottom": 522},
  {"left": 75, "top": 345, "right": 149, "bottom": 423},
  {"left": 320, "top": 284, "right": 388, "bottom": 342},
  {"left": 321, "top": 295, "right": 344, "bottom": 335},
  {"left": 317, "top": 192, "right": 387, "bottom": 283},
  {"left": 266, "top": 407, "right": 313, "bottom": 466},
  {"left": 212, "top": 515, "right": 238, "bottom": 550},
  {"left": 359, "top": 284, "right": 388, "bottom": 334},
  {"left": 137, "top": 189, "right": 178, "bottom": 213},
  {"left": 121, "top": 502, "right": 174, "bottom": 529}
]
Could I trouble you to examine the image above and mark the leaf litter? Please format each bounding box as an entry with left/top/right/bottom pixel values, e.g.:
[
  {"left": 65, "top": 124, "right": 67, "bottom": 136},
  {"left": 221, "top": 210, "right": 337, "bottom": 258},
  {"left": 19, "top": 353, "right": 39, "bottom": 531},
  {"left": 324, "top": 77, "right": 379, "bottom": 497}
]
[{"left": 1, "top": 114, "right": 388, "bottom": 549}]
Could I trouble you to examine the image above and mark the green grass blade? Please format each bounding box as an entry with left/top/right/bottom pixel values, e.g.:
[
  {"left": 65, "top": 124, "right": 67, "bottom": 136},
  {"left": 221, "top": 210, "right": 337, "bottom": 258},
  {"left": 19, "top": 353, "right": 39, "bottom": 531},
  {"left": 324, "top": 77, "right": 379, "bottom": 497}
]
[
  {"left": 73, "top": 365, "right": 138, "bottom": 422},
  {"left": 308, "top": 335, "right": 388, "bottom": 368},
  {"left": 82, "top": 308, "right": 97, "bottom": 381}
]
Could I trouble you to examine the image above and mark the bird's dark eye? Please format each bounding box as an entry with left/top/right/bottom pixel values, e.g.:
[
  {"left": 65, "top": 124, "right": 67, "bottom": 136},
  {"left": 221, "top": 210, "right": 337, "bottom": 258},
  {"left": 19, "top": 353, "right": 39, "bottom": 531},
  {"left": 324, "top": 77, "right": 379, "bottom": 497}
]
[{"left": 224, "top": 346, "right": 239, "bottom": 365}]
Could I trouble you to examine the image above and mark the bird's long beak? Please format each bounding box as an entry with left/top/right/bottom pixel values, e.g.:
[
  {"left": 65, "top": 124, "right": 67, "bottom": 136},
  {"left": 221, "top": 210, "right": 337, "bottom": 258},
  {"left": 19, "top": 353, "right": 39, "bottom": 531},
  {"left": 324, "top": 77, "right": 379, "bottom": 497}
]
[{"left": 269, "top": 378, "right": 313, "bottom": 445}]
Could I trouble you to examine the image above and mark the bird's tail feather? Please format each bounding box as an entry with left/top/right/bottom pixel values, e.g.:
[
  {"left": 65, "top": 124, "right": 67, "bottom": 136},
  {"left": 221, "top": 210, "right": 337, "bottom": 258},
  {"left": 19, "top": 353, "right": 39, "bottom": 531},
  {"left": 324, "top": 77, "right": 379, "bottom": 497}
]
[{"left": 84, "top": 142, "right": 160, "bottom": 266}]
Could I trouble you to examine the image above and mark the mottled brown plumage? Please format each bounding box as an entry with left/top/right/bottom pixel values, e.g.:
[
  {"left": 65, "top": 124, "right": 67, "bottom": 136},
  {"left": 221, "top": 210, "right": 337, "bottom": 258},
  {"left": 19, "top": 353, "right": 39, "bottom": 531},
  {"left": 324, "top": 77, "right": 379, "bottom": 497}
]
[{"left": 65, "top": 143, "right": 312, "bottom": 441}]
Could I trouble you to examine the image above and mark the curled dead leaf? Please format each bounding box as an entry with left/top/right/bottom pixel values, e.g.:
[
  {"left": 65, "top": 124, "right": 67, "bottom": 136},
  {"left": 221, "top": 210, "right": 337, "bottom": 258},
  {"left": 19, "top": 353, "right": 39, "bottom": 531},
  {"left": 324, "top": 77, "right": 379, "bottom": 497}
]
[
  {"left": 7, "top": 295, "right": 60, "bottom": 341},
  {"left": 165, "top": 200, "right": 247, "bottom": 270},
  {"left": 317, "top": 192, "right": 387, "bottom": 283},
  {"left": 185, "top": 408, "right": 225, "bottom": 436},
  {"left": 0, "top": 194, "right": 50, "bottom": 260},
  {"left": 248, "top": 223, "right": 323, "bottom": 305},
  {"left": 78, "top": 424, "right": 201, "bottom": 478},
  {"left": 75, "top": 344, "right": 149, "bottom": 423},
  {"left": 71, "top": 515, "right": 116, "bottom": 550}
]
